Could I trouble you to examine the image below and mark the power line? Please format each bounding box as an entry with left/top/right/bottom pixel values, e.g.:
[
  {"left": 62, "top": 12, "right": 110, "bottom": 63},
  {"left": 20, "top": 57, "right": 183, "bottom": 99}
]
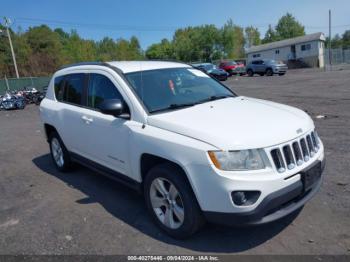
[
  {"left": 11, "top": 16, "right": 350, "bottom": 32},
  {"left": 14, "top": 17, "right": 178, "bottom": 32}
]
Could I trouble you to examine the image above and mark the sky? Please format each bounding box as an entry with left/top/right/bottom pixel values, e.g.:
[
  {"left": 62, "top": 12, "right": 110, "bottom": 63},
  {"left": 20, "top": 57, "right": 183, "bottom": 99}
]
[{"left": 1, "top": 0, "right": 350, "bottom": 49}]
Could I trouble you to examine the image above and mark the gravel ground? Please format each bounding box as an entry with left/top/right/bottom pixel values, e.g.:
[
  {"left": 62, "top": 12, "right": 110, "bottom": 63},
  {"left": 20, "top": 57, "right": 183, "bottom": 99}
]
[{"left": 0, "top": 69, "right": 349, "bottom": 255}]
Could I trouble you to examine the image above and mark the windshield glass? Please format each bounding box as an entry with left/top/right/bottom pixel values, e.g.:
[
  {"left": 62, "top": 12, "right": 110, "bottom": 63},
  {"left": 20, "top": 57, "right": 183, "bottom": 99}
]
[
  {"left": 266, "top": 60, "right": 277, "bottom": 64},
  {"left": 125, "top": 67, "right": 235, "bottom": 113},
  {"left": 203, "top": 64, "right": 216, "bottom": 70}
]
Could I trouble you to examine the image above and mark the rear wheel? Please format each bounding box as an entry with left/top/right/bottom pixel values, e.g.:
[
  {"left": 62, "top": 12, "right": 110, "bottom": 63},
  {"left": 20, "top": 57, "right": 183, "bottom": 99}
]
[
  {"left": 266, "top": 68, "right": 273, "bottom": 76},
  {"left": 247, "top": 69, "right": 254, "bottom": 77},
  {"left": 144, "top": 163, "right": 204, "bottom": 239},
  {"left": 49, "top": 131, "right": 72, "bottom": 172}
]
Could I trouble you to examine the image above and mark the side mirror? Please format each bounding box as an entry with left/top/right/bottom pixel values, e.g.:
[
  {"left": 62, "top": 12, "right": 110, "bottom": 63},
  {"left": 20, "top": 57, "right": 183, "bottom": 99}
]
[{"left": 99, "top": 99, "right": 130, "bottom": 119}]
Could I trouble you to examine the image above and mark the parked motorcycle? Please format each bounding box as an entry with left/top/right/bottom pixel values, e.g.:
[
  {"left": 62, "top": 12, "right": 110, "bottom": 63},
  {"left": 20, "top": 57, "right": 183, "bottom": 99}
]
[{"left": 0, "top": 91, "right": 26, "bottom": 110}]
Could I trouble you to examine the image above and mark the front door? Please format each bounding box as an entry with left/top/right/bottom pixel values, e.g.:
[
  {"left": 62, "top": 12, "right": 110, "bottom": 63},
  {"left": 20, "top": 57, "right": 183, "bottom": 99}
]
[{"left": 78, "top": 72, "right": 131, "bottom": 175}]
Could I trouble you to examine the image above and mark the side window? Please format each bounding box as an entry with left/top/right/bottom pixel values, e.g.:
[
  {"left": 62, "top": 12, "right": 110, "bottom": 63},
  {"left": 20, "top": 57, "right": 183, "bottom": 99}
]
[
  {"left": 301, "top": 44, "right": 311, "bottom": 51},
  {"left": 64, "top": 74, "right": 85, "bottom": 105},
  {"left": 87, "top": 73, "right": 123, "bottom": 109},
  {"left": 54, "top": 76, "right": 65, "bottom": 101}
]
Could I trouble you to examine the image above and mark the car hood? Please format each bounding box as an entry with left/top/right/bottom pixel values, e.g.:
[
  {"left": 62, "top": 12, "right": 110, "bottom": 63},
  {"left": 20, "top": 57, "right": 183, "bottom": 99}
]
[{"left": 147, "top": 97, "right": 314, "bottom": 150}]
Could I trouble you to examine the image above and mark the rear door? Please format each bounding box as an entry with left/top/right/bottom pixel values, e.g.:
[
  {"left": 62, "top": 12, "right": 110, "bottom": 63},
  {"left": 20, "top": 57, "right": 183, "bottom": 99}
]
[{"left": 58, "top": 73, "right": 88, "bottom": 154}]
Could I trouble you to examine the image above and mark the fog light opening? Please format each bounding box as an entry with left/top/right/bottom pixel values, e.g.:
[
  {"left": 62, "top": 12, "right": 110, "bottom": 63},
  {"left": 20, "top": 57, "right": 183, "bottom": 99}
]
[{"left": 231, "top": 191, "right": 261, "bottom": 206}]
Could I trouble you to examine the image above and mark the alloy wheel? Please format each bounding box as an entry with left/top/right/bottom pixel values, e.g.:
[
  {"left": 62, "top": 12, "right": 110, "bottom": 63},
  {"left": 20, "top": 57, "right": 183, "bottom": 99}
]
[
  {"left": 150, "top": 178, "right": 185, "bottom": 229},
  {"left": 51, "top": 138, "right": 64, "bottom": 167}
]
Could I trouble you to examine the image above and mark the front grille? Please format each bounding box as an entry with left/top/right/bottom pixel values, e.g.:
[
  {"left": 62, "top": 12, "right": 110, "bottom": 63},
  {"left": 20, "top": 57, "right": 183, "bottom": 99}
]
[{"left": 270, "top": 130, "right": 320, "bottom": 173}]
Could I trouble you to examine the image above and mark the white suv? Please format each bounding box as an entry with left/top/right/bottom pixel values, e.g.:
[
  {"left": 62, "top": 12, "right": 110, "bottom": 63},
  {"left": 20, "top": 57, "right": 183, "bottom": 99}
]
[{"left": 40, "top": 61, "right": 325, "bottom": 238}]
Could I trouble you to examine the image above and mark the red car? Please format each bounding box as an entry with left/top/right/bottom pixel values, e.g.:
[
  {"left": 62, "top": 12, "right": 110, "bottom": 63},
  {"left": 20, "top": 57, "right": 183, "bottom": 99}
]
[{"left": 219, "top": 61, "right": 246, "bottom": 76}]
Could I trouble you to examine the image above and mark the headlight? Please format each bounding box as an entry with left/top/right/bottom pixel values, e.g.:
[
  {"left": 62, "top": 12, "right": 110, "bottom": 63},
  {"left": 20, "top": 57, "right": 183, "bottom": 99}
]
[{"left": 208, "top": 149, "right": 269, "bottom": 171}]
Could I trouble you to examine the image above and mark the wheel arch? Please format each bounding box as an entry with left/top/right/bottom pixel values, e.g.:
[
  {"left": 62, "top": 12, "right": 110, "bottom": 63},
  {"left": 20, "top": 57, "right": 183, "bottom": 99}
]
[
  {"left": 44, "top": 123, "right": 58, "bottom": 142},
  {"left": 140, "top": 153, "right": 198, "bottom": 198}
]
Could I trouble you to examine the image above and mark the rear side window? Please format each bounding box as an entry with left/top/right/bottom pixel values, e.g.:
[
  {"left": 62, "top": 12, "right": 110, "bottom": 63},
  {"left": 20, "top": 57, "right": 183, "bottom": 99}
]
[
  {"left": 54, "top": 76, "right": 65, "bottom": 101},
  {"left": 87, "top": 74, "right": 123, "bottom": 109},
  {"left": 64, "top": 74, "right": 85, "bottom": 105}
]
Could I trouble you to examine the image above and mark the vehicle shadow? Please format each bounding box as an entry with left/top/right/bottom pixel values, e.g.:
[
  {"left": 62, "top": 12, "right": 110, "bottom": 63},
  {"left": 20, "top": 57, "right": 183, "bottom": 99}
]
[{"left": 33, "top": 154, "right": 301, "bottom": 253}]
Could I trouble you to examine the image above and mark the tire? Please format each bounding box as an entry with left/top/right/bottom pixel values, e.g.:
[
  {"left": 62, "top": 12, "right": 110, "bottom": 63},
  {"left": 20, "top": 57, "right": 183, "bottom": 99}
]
[
  {"left": 247, "top": 69, "right": 254, "bottom": 77},
  {"left": 49, "top": 131, "right": 72, "bottom": 172},
  {"left": 144, "top": 163, "right": 204, "bottom": 239},
  {"left": 266, "top": 68, "right": 273, "bottom": 76}
]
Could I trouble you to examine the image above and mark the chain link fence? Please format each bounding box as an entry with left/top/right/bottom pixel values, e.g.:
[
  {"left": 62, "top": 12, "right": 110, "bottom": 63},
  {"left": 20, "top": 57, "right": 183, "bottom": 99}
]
[
  {"left": 0, "top": 76, "right": 51, "bottom": 94},
  {"left": 324, "top": 48, "right": 350, "bottom": 70}
]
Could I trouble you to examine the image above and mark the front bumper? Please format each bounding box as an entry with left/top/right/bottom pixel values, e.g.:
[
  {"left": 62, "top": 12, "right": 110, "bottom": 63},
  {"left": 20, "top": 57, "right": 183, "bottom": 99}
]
[
  {"left": 184, "top": 141, "right": 325, "bottom": 225},
  {"left": 213, "top": 74, "right": 228, "bottom": 81},
  {"left": 203, "top": 159, "right": 325, "bottom": 225},
  {"left": 273, "top": 67, "right": 288, "bottom": 73},
  {"left": 229, "top": 67, "right": 246, "bottom": 74}
]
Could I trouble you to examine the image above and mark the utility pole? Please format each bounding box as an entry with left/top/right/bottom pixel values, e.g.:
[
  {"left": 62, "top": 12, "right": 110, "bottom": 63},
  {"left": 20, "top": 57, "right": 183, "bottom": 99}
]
[
  {"left": 3, "top": 17, "right": 19, "bottom": 78},
  {"left": 328, "top": 10, "right": 332, "bottom": 70}
]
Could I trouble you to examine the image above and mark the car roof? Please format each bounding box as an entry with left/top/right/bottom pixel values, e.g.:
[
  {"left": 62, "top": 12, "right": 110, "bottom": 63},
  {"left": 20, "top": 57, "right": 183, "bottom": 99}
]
[
  {"left": 58, "top": 61, "right": 191, "bottom": 74},
  {"left": 106, "top": 61, "right": 191, "bottom": 73}
]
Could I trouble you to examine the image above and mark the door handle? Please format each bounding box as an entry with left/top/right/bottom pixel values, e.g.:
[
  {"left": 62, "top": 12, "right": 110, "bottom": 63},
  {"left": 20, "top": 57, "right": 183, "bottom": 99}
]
[{"left": 81, "top": 115, "right": 93, "bottom": 124}]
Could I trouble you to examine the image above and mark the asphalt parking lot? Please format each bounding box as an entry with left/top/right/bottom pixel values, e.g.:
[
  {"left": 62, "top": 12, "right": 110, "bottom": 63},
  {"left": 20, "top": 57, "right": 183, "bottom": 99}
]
[{"left": 0, "top": 69, "right": 349, "bottom": 255}]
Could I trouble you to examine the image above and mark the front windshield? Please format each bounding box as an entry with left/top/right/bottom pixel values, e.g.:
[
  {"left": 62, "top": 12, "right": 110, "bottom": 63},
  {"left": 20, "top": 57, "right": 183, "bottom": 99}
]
[
  {"left": 125, "top": 67, "right": 235, "bottom": 113},
  {"left": 203, "top": 64, "right": 216, "bottom": 70}
]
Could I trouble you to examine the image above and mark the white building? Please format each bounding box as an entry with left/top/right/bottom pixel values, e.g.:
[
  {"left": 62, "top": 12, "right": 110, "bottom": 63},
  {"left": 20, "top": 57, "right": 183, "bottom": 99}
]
[{"left": 246, "top": 32, "right": 326, "bottom": 68}]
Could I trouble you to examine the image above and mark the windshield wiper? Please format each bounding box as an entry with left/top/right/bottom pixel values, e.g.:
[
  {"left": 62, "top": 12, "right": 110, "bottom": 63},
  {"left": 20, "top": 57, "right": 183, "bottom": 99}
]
[
  {"left": 149, "top": 95, "right": 234, "bottom": 114},
  {"left": 196, "top": 95, "right": 234, "bottom": 104},
  {"left": 149, "top": 102, "right": 195, "bottom": 113}
]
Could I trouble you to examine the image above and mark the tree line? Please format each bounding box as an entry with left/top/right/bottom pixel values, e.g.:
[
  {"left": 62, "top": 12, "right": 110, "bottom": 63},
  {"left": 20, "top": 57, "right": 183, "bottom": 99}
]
[{"left": 0, "top": 13, "right": 349, "bottom": 77}]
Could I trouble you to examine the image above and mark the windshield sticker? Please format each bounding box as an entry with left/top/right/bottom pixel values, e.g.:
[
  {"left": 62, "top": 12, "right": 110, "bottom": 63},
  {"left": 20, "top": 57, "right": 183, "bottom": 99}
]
[{"left": 187, "top": 69, "right": 210, "bottom": 78}]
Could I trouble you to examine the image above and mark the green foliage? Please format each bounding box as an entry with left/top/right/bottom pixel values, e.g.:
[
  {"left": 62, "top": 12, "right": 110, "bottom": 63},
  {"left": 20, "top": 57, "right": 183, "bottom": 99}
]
[
  {"left": 0, "top": 25, "right": 144, "bottom": 77},
  {"left": 325, "top": 31, "right": 350, "bottom": 49},
  {"left": 245, "top": 26, "right": 261, "bottom": 47},
  {"left": 1, "top": 13, "right": 347, "bottom": 78},
  {"left": 221, "top": 20, "right": 245, "bottom": 59},
  {"left": 262, "top": 25, "right": 278, "bottom": 44},
  {"left": 146, "top": 39, "right": 174, "bottom": 60},
  {"left": 342, "top": 30, "right": 350, "bottom": 47},
  {"left": 275, "top": 13, "right": 305, "bottom": 40},
  {"left": 262, "top": 13, "right": 305, "bottom": 44},
  {"left": 331, "top": 34, "right": 343, "bottom": 48},
  {"left": 146, "top": 20, "right": 245, "bottom": 62}
]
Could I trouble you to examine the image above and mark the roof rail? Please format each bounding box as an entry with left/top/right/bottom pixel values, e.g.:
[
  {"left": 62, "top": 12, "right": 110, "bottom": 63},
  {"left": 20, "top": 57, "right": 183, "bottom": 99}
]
[{"left": 59, "top": 61, "right": 105, "bottom": 70}]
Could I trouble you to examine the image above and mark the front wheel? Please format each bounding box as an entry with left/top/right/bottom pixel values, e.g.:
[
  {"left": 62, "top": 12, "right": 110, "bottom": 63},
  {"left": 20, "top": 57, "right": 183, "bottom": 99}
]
[
  {"left": 247, "top": 69, "right": 254, "bottom": 77},
  {"left": 144, "top": 163, "right": 204, "bottom": 239},
  {"left": 266, "top": 68, "right": 273, "bottom": 76}
]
